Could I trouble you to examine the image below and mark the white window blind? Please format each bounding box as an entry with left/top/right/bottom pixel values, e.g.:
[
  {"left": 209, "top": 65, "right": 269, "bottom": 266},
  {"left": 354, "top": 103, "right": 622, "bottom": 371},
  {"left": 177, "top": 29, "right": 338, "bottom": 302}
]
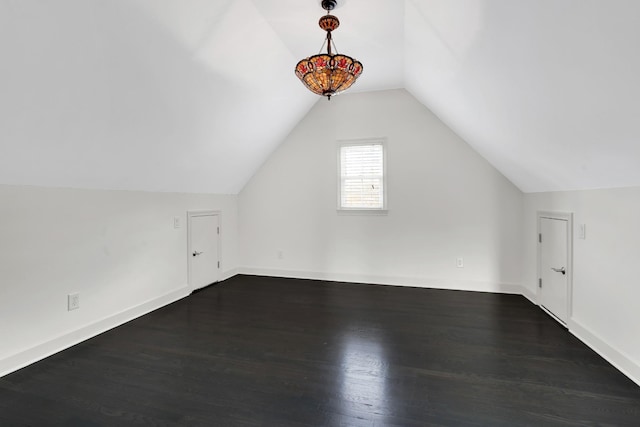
[{"left": 339, "top": 141, "right": 386, "bottom": 210}]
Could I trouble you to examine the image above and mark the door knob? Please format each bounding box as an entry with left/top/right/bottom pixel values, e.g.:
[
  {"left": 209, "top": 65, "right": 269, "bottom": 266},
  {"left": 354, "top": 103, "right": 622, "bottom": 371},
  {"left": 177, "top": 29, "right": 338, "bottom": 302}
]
[
  {"left": 193, "top": 251, "right": 203, "bottom": 257},
  {"left": 551, "top": 267, "right": 566, "bottom": 275}
]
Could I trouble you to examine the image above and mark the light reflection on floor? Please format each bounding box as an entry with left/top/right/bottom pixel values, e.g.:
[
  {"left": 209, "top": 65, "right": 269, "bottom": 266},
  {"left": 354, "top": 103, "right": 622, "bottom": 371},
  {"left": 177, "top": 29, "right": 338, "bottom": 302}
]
[{"left": 339, "top": 332, "right": 389, "bottom": 421}]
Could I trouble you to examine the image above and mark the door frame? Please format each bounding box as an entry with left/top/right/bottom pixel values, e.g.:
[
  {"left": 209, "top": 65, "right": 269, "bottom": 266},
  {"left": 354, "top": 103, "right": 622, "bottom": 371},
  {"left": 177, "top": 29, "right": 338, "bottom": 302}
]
[
  {"left": 187, "top": 210, "right": 221, "bottom": 291},
  {"left": 536, "top": 211, "right": 574, "bottom": 325}
]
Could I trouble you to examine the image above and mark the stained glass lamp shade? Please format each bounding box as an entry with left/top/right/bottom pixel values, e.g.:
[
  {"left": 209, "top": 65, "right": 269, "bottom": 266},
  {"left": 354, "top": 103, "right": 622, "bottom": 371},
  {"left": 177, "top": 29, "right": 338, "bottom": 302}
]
[{"left": 295, "top": 4, "right": 363, "bottom": 100}]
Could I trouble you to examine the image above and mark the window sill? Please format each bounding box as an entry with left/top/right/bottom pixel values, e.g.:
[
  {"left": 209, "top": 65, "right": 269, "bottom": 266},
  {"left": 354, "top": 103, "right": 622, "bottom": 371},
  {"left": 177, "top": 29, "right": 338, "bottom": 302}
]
[{"left": 337, "top": 209, "right": 389, "bottom": 216}]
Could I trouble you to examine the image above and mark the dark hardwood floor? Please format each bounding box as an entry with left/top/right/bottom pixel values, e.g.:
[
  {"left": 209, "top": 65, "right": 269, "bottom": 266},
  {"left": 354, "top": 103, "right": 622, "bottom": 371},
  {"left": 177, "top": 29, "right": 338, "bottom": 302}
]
[{"left": 1, "top": 275, "right": 639, "bottom": 426}]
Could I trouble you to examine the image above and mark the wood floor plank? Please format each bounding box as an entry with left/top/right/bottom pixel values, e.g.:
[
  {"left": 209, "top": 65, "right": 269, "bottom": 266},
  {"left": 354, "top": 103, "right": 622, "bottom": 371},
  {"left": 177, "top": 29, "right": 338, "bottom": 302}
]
[{"left": 1, "top": 275, "right": 639, "bottom": 426}]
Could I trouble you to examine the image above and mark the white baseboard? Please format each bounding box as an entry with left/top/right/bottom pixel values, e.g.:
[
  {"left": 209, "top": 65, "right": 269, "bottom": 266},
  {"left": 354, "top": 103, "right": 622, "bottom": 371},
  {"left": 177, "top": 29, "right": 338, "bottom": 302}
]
[
  {"left": 569, "top": 319, "right": 640, "bottom": 387},
  {"left": 520, "top": 285, "right": 537, "bottom": 305},
  {"left": 219, "top": 268, "right": 239, "bottom": 282},
  {"left": 239, "top": 267, "right": 523, "bottom": 295},
  {"left": 4, "top": 270, "right": 639, "bottom": 391},
  {"left": 240, "top": 267, "right": 640, "bottom": 388},
  {"left": 0, "top": 286, "right": 191, "bottom": 378}
]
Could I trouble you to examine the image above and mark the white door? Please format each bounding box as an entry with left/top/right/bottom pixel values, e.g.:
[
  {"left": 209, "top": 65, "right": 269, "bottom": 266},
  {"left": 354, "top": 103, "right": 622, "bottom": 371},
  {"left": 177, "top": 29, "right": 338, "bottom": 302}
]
[
  {"left": 188, "top": 212, "right": 220, "bottom": 291},
  {"left": 539, "top": 216, "right": 570, "bottom": 324}
]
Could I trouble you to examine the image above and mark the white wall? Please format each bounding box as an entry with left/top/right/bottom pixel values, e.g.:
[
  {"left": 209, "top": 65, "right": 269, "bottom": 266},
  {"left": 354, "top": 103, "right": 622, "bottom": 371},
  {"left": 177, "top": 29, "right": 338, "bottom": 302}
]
[
  {"left": 0, "top": 184, "right": 238, "bottom": 376},
  {"left": 239, "top": 89, "right": 523, "bottom": 292},
  {"left": 523, "top": 187, "right": 640, "bottom": 384}
]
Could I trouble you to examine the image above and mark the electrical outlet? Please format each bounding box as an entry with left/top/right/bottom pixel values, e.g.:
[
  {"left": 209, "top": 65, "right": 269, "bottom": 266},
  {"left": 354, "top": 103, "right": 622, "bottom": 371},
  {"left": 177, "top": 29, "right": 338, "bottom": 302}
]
[
  {"left": 277, "top": 250, "right": 284, "bottom": 260},
  {"left": 456, "top": 257, "right": 464, "bottom": 268},
  {"left": 68, "top": 293, "right": 80, "bottom": 311}
]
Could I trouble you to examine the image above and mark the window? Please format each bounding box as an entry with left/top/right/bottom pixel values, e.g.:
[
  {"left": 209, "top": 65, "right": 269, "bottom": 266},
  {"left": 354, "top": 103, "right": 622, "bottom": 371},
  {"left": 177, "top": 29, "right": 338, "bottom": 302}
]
[{"left": 338, "top": 139, "right": 387, "bottom": 211}]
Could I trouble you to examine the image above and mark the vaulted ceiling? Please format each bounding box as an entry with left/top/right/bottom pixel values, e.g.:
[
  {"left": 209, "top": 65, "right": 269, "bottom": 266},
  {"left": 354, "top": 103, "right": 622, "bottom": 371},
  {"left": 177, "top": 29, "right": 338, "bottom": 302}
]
[{"left": 2, "top": 0, "right": 639, "bottom": 194}]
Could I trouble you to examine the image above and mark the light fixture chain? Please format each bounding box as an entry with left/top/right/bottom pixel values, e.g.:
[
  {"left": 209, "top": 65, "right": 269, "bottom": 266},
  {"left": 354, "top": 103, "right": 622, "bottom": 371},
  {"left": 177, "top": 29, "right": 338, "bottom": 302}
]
[
  {"left": 330, "top": 38, "right": 339, "bottom": 54},
  {"left": 318, "top": 38, "right": 327, "bottom": 55}
]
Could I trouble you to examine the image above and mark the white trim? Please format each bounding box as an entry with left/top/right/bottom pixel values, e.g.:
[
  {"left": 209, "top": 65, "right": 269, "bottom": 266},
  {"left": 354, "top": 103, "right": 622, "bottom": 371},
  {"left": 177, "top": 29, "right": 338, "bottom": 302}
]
[
  {"left": 238, "top": 267, "right": 640, "bottom": 387},
  {"left": 187, "top": 210, "right": 221, "bottom": 291},
  {"left": 219, "top": 268, "right": 239, "bottom": 282},
  {"left": 569, "top": 319, "right": 640, "bottom": 387},
  {"left": 4, "top": 267, "right": 639, "bottom": 390},
  {"left": 0, "top": 286, "right": 190, "bottom": 378},
  {"left": 336, "top": 209, "right": 388, "bottom": 216},
  {"left": 520, "top": 285, "right": 537, "bottom": 305},
  {"left": 536, "top": 211, "right": 574, "bottom": 325},
  {"left": 239, "top": 267, "right": 522, "bottom": 294}
]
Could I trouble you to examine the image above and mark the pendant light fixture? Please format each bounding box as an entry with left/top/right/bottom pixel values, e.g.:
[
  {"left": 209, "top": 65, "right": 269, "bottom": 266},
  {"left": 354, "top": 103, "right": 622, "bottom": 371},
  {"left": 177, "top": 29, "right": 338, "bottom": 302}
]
[{"left": 295, "top": 0, "right": 363, "bottom": 100}]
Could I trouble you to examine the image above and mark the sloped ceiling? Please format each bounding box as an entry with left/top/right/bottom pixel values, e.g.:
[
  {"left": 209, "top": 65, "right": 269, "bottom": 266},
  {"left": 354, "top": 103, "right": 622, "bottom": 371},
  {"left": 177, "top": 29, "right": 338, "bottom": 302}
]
[
  {"left": 1, "top": 0, "right": 639, "bottom": 194},
  {"left": 405, "top": 0, "right": 640, "bottom": 193}
]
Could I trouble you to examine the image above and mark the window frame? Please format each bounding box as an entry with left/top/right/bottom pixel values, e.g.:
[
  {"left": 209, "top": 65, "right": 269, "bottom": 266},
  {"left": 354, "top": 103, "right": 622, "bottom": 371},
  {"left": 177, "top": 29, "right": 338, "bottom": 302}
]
[{"left": 336, "top": 138, "right": 388, "bottom": 214}]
